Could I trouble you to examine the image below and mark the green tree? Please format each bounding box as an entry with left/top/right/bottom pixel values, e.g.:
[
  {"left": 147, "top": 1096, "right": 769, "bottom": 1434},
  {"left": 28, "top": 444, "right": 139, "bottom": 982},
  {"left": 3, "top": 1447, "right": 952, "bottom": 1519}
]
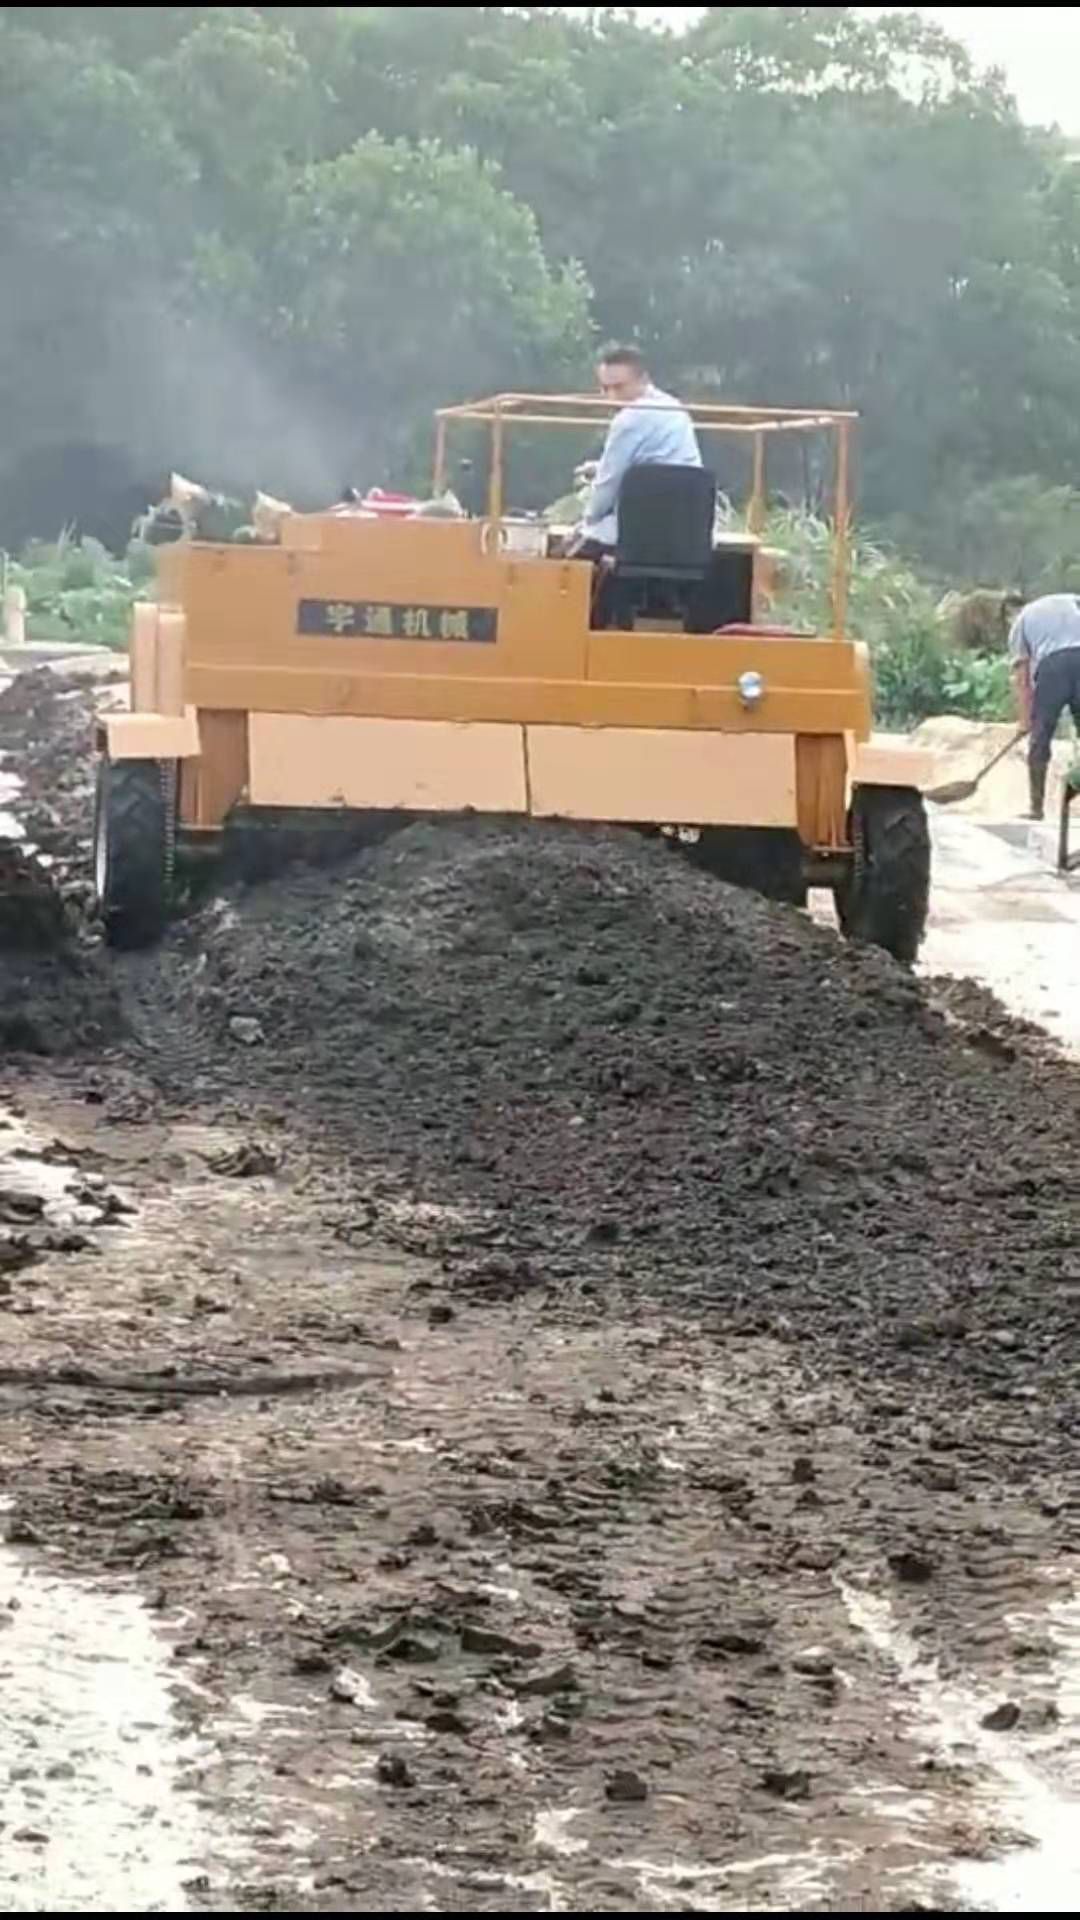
[
  {"left": 269, "top": 135, "right": 591, "bottom": 471},
  {"left": 903, "top": 475, "right": 1080, "bottom": 597},
  {"left": 5, "top": 4, "right": 1080, "bottom": 556},
  {"left": 0, "top": 17, "right": 194, "bottom": 459},
  {"left": 145, "top": 13, "right": 323, "bottom": 238}
]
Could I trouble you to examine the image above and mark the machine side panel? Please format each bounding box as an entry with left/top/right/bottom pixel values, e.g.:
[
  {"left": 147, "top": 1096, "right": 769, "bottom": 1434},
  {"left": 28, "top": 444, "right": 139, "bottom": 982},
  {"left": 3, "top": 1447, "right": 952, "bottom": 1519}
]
[
  {"left": 527, "top": 727, "right": 798, "bottom": 828},
  {"left": 166, "top": 524, "right": 874, "bottom": 739},
  {"left": 175, "top": 525, "right": 590, "bottom": 686},
  {"left": 248, "top": 714, "right": 528, "bottom": 814}
]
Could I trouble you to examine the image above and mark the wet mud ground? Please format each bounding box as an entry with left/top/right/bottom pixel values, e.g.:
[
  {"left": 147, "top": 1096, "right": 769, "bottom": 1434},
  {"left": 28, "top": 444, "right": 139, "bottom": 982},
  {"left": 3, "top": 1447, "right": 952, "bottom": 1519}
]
[{"left": 0, "top": 671, "right": 1078, "bottom": 1911}]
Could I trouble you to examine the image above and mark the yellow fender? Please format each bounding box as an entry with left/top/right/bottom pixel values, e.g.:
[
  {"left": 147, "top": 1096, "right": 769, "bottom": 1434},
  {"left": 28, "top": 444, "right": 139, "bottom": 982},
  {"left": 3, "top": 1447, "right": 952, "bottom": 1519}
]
[{"left": 100, "top": 707, "right": 201, "bottom": 762}]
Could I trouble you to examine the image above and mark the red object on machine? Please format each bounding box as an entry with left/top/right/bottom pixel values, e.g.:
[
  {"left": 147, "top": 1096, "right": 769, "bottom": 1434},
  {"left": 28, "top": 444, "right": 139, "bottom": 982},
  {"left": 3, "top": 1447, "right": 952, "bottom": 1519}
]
[{"left": 361, "top": 488, "right": 420, "bottom": 519}]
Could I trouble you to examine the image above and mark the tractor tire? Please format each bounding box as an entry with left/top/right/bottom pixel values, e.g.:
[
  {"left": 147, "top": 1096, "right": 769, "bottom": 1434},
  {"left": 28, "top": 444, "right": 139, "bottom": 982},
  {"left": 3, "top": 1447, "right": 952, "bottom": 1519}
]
[
  {"left": 94, "top": 756, "right": 175, "bottom": 949},
  {"left": 684, "top": 826, "right": 807, "bottom": 907},
  {"left": 837, "top": 784, "right": 929, "bottom": 966}
]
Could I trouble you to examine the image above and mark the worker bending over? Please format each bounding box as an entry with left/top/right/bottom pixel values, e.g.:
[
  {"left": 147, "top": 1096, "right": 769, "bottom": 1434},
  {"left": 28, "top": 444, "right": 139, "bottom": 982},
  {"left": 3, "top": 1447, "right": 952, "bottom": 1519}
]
[
  {"left": 573, "top": 343, "right": 701, "bottom": 558},
  {"left": 1009, "top": 592, "right": 1080, "bottom": 819}
]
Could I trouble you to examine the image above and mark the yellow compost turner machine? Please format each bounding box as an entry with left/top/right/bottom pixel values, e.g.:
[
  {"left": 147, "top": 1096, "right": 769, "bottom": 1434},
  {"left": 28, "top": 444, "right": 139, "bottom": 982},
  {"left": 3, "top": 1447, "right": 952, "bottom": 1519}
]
[{"left": 93, "top": 394, "right": 932, "bottom": 959}]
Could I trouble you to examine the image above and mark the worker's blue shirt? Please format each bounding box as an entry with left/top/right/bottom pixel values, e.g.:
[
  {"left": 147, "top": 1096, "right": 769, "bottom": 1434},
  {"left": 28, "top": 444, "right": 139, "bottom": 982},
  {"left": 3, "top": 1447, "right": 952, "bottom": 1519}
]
[
  {"left": 581, "top": 385, "right": 702, "bottom": 545},
  {"left": 1009, "top": 594, "right": 1080, "bottom": 670}
]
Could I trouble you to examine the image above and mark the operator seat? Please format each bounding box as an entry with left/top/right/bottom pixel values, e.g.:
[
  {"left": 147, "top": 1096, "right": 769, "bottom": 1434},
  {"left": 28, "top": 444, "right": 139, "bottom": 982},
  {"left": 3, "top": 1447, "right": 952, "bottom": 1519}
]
[{"left": 609, "top": 463, "right": 717, "bottom": 630}]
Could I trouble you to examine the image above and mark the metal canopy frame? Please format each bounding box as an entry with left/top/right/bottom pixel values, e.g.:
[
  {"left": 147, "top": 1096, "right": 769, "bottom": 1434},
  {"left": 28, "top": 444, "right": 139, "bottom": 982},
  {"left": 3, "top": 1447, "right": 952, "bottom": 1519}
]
[{"left": 432, "top": 392, "right": 858, "bottom": 640}]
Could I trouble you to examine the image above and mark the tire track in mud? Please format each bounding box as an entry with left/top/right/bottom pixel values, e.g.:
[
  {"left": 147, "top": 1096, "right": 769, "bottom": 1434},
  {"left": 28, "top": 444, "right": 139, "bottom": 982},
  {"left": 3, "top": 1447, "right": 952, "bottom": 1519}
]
[
  {"left": 1, "top": 1096, "right": 1073, "bottom": 1911},
  {"left": 0, "top": 1363, "right": 381, "bottom": 1399}
]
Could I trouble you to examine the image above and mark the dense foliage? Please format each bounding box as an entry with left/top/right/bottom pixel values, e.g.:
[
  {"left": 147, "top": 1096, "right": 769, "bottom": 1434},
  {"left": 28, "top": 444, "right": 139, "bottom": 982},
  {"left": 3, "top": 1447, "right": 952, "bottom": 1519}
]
[
  {"left": 0, "top": 6, "right": 1071, "bottom": 718},
  {"left": 3, "top": 4, "right": 1080, "bottom": 569}
]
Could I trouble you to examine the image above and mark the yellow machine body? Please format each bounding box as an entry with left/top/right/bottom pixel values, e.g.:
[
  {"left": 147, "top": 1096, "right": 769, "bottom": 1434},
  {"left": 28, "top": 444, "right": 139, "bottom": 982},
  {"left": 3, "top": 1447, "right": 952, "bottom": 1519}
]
[{"left": 104, "top": 509, "right": 929, "bottom": 856}]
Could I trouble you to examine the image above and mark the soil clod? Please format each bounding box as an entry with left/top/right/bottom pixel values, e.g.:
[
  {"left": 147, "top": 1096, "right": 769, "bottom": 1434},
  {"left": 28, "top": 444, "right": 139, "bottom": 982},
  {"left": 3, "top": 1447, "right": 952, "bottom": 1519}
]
[{"left": 606, "top": 1768, "right": 649, "bottom": 1804}]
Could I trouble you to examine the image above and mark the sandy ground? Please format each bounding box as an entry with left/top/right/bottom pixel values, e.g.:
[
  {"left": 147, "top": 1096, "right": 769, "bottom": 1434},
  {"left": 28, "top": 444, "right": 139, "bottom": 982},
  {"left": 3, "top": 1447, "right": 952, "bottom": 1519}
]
[
  {"left": 912, "top": 719, "right": 1080, "bottom": 1054},
  {"left": 0, "top": 689, "right": 1079, "bottom": 1912},
  {"left": 922, "top": 810, "right": 1080, "bottom": 1054}
]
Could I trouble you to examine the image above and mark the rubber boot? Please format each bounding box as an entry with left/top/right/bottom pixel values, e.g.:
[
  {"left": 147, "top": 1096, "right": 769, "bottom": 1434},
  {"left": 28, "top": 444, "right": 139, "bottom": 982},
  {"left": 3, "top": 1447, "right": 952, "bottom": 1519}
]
[{"left": 1027, "top": 761, "right": 1046, "bottom": 822}]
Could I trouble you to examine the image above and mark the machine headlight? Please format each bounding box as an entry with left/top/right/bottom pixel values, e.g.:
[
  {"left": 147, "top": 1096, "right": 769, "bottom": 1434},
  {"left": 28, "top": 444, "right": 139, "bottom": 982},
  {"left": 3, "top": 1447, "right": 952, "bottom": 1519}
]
[{"left": 737, "top": 670, "right": 765, "bottom": 708}]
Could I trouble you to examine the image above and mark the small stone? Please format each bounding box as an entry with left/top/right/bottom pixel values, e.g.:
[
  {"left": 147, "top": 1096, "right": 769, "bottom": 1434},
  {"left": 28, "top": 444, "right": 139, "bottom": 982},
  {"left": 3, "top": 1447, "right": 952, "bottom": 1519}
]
[
  {"left": 792, "top": 1648, "right": 835, "bottom": 1678},
  {"left": 1011, "top": 1635, "right": 1053, "bottom": 1663},
  {"left": 461, "top": 1624, "right": 542, "bottom": 1660},
  {"left": 605, "top": 1768, "right": 648, "bottom": 1803},
  {"left": 426, "top": 1708, "right": 470, "bottom": 1736},
  {"left": 895, "top": 1320, "right": 931, "bottom": 1351},
  {"left": 293, "top": 1646, "right": 332, "bottom": 1676},
  {"left": 376, "top": 1752, "right": 414, "bottom": 1788},
  {"left": 0, "top": 1187, "right": 44, "bottom": 1221},
  {"left": 228, "top": 1016, "right": 264, "bottom": 1047},
  {"left": 576, "top": 961, "right": 610, "bottom": 987},
  {"left": 514, "top": 1662, "right": 579, "bottom": 1698},
  {"left": 37, "top": 1229, "right": 90, "bottom": 1254},
  {"left": 700, "top": 1630, "right": 765, "bottom": 1657},
  {"left": 793, "top": 1543, "right": 837, "bottom": 1572},
  {"left": 532, "top": 1710, "right": 573, "bottom": 1743},
  {"left": 44, "top": 1761, "right": 75, "bottom": 1781},
  {"left": 405, "top": 1522, "right": 438, "bottom": 1548},
  {"left": 922, "top": 1466, "right": 958, "bottom": 1494},
  {"left": 1022, "top": 1700, "right": 1059, "bottom": 1729},
  {"left": 383, "top": 1633, "right": 441, "bottom": 1663},
  {"left": 13, "top": 1827, "right": 49, "bottom": 1844},
  {"left": 726, "top": 1692, "right": 766, "bottom": 1717},
  {"left": 761, "top": 1766, "right": 811, "bottom": 1801},
  {"left": 208, "top": 1142, "right": 278, "bottom": 1178},
  {"left": 889, "top": 1548, "right": 935, "bottom": 1586},
  {"left": 97, "top": 1186, "right": 135, "bottom": 1219},
  {"left": 428, "top": 1302, "right": 455, "bottom": 1326},
  {"left": 5, "top": 1516, "right": 40, "bottom": 1547},
  {"left": 587, "top": 1217, "right": 620, "bottom": 1245},
  {"left": 329, "top": 1667, "right": 371, "bottom": 1705},
  {"left": 980, "top": 1700, "right": 1021, "bottom": 1732},
  {"left": 792, "top": 1455, "right": 816, "bottom": 1485},
  {"left": 0, "top": 1233, "right": 38, "bottom": 1274}
]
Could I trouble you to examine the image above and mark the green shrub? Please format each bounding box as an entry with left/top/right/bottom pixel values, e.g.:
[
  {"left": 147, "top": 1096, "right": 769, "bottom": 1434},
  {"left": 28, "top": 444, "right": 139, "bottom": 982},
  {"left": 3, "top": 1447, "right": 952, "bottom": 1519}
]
[
  {"left": 6, "top": 532, "right": 137, "bottom": 650},
  {"left": 940, "top": 649, "right": 1013, "bottom": 721},
  {"left": 762, "top": 507, "right": 1011, "bottom": 727}
]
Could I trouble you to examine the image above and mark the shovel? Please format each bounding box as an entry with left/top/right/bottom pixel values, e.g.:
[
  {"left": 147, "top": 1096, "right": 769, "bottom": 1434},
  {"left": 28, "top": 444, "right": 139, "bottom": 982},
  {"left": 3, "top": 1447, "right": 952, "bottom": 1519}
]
[{"left": 925, "top": 729, "right": 1026, "bottom": 806}]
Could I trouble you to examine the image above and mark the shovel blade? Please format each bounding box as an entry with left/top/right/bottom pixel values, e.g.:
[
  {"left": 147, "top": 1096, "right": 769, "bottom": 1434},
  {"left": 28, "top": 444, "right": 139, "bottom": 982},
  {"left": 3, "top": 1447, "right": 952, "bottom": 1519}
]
[{"left": 925, "top": 777, "right": 977, "bottom": 806}]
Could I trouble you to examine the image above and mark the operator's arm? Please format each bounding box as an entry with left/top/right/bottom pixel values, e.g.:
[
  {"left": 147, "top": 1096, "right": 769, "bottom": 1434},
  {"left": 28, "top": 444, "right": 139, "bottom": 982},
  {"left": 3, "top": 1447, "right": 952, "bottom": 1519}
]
[
  {"left": 581, "top": 410, "right": 639, "bottom": 534},
  {"left": 1008, "top": 613, "right": 1033, "bottom": 729}
]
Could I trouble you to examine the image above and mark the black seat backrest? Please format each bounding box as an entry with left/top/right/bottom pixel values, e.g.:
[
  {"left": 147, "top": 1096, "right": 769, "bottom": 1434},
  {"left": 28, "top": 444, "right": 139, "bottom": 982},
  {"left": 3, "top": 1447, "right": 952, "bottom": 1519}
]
[{"left": 615, "top": 463, "right": 716, "bottom": 573}]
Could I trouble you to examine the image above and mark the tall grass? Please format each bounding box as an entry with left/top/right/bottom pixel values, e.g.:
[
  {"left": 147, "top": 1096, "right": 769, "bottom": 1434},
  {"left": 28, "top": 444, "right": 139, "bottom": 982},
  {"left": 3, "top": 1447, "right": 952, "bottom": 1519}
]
[{"left": 760, "top": 508, "right": 1012, "bottom": 729}]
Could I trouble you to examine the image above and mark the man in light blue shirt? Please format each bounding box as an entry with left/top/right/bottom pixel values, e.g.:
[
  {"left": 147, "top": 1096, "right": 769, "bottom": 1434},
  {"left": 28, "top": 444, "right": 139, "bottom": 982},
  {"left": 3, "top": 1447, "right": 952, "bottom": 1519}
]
[
  {"left": 1008, "top": 592, "right": 1080, "bottom": 818},
  {"left": 576, "top": 343, "right": 701, "bottom": 551}
]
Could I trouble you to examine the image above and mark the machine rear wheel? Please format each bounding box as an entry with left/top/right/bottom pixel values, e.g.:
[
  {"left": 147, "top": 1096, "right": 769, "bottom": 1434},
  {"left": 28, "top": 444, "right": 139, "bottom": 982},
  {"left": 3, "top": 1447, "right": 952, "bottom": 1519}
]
[
  {"left": 837, "top": 784, "right": 929, "bottom": 965},
  {"left": 94, "top": 756, "right": 175, "bottom": 949}
]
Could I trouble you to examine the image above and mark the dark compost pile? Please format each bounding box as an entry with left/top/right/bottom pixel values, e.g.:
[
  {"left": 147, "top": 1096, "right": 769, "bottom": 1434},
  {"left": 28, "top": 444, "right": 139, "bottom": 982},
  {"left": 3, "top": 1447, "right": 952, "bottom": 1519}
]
[{"left": 148, "top": 816, "right": 1080, "bottom": 1437}]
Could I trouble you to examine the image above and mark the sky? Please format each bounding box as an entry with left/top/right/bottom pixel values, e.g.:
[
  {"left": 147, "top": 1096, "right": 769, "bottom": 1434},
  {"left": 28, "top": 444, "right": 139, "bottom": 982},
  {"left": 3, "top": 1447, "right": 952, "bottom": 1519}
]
[
  {"left": 633, "top": 8, "right": 1080, "bottom": 135},
  {"left": 917, "top": 8, "right": 1080, "bottom": 132}
]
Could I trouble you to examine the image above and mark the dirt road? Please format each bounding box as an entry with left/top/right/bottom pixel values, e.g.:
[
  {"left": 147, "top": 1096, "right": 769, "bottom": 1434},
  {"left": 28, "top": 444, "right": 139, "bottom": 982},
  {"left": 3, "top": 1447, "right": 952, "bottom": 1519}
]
[{"left": 0, "top": 672, "right": 1078, "bottom": 1912}]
